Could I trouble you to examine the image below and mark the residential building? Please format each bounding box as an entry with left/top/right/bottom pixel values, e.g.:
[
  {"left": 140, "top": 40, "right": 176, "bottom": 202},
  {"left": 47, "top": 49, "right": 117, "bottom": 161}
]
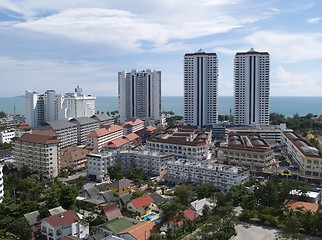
[
  {"left": 87, "top": 125, "right": 124, "bottom": 151},
  {"left": 41, "top": 210, "right": 89, "bottom": 240},
  {"left": 217, "top": 133, "right": 275, "bottom": 173},
  {"left": 234, "top": 48, "right": 270, "bottom": 126},
  {"left": 118, "top": 221, "right": 158, "bottom": 240},
  {"left": 118, "top": 69, "right": 161, "bottom": 124},
  {"left": 25, "top": 86, "right": 95, "bottom": 127},
  {"left": 115, "top": 150, "right": 173, "bottom": 178},
  {"left": 184, "top": 49, "right": 218, "bottom": 128},
  {"left": 126, "top": 194, "right": 155, "bottom": 215},
  {"left": 285, "top": 200, "right": 319, "bottom": 213},
  {"left": 35, "top": 120, "right": 78, "bottom": 148},
  {"left": 101, "top": 203, "right": 122, "bottom": 221},
  {"left": 91, "top": 114, "right": 114, "bottom": 126},
  {"left": 70, "top": 117, "right": 99, "bottom": 145},
  {"left": 77, "top": 184, "right": 115, "bottom": 208},
  {"left": 166, "top": 159, "right": 249, "bottom": 191},
  {"left": 87, "top": 152, "right": 116, "bottom": 182},
  {"left": 103, "top": 133, "right": 139, "bottom": 150},
  {"left": 12, "top": 130, "right": 60, "bottom": 178},
  {"left": 190, "top": 198, "right": 213, "bottom": 216},
  {"left": 60, "top": 146, "right": 90, "bottom": 171},
  {"left": 146, "top": 126, "right": 211, "bottom": 160},
  {"left": 106, "top": 179, "right": 134, "bottom": 196},
  {"left": 0, "top": 129, "right": 16, "bottom": 143},
  {"left": 97, "top": 218, "right": 136, "bottom": 237},
  {"left": 15, "top": 122, "right": 32, "bottom": 137},
  {"left": 282, "top": 131, "right": 322, "bottom": 179},
  {"left": 121, "top": 119, "right": 145, "bottom": 135}
]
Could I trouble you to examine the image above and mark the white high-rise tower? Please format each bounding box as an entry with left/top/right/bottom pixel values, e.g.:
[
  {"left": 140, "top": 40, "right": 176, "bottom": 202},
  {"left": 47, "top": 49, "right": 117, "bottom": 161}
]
[
  {"left": 234, "top": 48, "right": 270, "bottom": 126},
  {"left": 184, "top": 49, "right": 218, "bottom": 128},
  {"left": 118, "top": 69, "right": 161, "bottom": 124}
]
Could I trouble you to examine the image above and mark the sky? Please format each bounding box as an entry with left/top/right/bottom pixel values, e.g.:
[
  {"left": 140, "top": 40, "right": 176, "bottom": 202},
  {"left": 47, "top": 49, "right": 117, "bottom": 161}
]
[{"left": 1, "top": 0, "right": 322, "bottom": 97}]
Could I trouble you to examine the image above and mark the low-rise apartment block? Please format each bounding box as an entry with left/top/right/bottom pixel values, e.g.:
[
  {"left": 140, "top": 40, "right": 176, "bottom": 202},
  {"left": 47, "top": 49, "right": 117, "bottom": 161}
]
[
  {"left": 87, "top": 152, "right": 116, "bottom": 182},
  {"left": 166, "top": 159, "right": 249, "bottom": 191},
  {"left": 146, "top": 126, "right": 211, "bottom": 160},
  {"left": 60, "top": 146, "right": 90, "bottom": 171},
  {"left": 35, "top": 120, "right": 78, "bottom": 148},
  {"left": 282, "top": 132, "right": 322, "bottom": 179},
  {"left": 218, "top": 133, "right": 275, "bottom": 173},
  {"left": 121, "top": 119, "right": 144, "bottom": 135},
  {"left": 0, "top": 129, "right": 16, "bottom": 143},
  {"left": 12, "top": 130, "right": 60, "bottom": 178},
  {"left": 91, "top": 114, "right": 114, "bottom": 126},
  {"left": 87, "top": 125, "right": 124, "bottom": 151},
  {"left": 70, "top": 117, "right": 99, "bottom": 145}
]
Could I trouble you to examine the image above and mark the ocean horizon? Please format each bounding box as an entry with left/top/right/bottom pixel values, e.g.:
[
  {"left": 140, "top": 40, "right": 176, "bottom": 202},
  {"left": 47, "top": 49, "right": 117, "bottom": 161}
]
[{"left": 0, "top": 96, "right": 322, "bottom": 118}]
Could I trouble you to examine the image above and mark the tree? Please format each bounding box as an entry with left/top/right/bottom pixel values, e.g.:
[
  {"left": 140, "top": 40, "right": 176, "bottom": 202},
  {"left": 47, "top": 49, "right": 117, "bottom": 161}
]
[
  {"left": 280, "top": 215, "right": 303, "bottom": 240},
  {"left": 174, "top": 185, "right": 197, "bottom": 206},
  {"left": 127, "top": 166, "right": 147, "bottom": 186},
  {"left": 19, "top": 165, "right": 31, "bottom": 179},
  {"left": 196, "top": 182, "right": 216, "bottom": 199},
  {"left": 0, "top": 111, "right": 6, "bottom": 118},
  {"left": 107, "top": 164, "right": 123, "bottom": 180},
  {"left": 76, "top": 176, "right": 86, "bottom": 190}
]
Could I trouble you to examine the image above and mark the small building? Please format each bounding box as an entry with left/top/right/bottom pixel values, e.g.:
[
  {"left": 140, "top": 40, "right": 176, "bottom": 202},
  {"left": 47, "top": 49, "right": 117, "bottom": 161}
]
[
  {"left": 101, "top": 203, "right": 122, "bottom": 221},
  {"left": 285, "top": 200, "right": 319, "bottom": 213},
  {"left": 166, "top": 208, "right": 199, "bottom": 229},
  {"left": 107, "top": 179, "right": 134, "bottom": 196},
  {"left": 97, "top": 218, "right": 135, "bottom": 236},
  {"left": 127, "top": 194, "right": 155, "bottom": 216},
  {"left": 41, "top": 210, "right": 89, "bottom": 240},
  {"left": 118, "top": 221, "right": 158, "bottom": 240},
  {"left": 121, "top": 119, "right": 145, "bottom": 135},
  {"left": 60, "top": 146, "right": 90, "bottom": 171},
  {"left": 190, "top": 198, "right": 213, "bottom": 216}
]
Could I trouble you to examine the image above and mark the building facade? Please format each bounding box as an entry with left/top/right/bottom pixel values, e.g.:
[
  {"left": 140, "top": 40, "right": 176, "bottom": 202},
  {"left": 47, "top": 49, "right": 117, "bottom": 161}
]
[
  {"left": 184, "top": 49, "right": 218, "bottom": 128},
  {"left": 234, "top": 48, "right": 270, "bottom": 126},
  {"left": 118, "top": 69, "right": 161, "bottom": 124},
  {"left": 12, "top": 130, "right": 60, "bottom": 178},
  {"left": 87, "top": 152, "right": 116, "bottom": 182},
  {"left": 25, "top": 86, "right": 95, "bottom": 127},
  {"left": 166, "top": 159, "right": 249, "bottom": 191},
  {"left": 70, "top": 117, "right": 99, "bottom": 145}
]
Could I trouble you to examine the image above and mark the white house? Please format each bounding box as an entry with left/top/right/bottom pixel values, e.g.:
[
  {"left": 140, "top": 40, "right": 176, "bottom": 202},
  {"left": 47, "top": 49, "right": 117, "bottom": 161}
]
[{"left": 41, "top": 210, "right": 89, "bottom": 240}]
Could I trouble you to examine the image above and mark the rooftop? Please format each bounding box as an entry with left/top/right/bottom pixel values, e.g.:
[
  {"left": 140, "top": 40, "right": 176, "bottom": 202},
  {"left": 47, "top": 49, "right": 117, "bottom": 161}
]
[
  {"left": 43, "top": 210, "right": 80, "bottom": 228},
  {"left": 129, "top": 194, "right": 154, "bottom": 209}
]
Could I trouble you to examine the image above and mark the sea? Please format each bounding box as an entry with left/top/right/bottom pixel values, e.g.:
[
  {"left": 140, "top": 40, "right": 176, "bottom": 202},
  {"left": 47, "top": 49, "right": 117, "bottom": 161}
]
[{"left": 0, "top": 96, "right": 322, "bottom": 118}]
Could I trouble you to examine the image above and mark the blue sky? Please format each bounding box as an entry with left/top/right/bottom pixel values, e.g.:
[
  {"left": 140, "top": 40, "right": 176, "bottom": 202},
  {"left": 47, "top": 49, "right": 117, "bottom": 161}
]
[{"left": 1, "top": 0, "right": 322, "bottom": 97}]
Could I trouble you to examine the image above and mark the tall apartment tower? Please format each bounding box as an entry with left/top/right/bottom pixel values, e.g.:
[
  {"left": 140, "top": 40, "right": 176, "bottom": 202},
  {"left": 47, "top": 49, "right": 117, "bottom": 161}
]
[
  {"left": 234, "top": 48, "right": 270, "bottom": 126},
  {"left": 25, "top": 86, "right": 95, "bottom": 128},
  {"left": 118, "top": 69, "right": 161, "bottom": 124},
  {"left": 184, "top": 49, "right": 218, "bottom": 128}
]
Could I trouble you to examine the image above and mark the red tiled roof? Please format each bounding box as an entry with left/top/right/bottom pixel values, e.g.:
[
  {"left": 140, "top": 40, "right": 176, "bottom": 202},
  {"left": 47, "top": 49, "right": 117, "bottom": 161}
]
[
  {"left": 118, "top": 221, "right": 158, "bottom": 240},
  {"left": 17, "top": 122, "right": 32, "bottom": 130},
  {"left": 17, "top": 131, "right": 60, "bottom": 145},
  {"left": 130, "top": 194, "right": 154, "bottom": 209},
  {"left": 146, "top": 126, "right": 156, "bottom": 132},
  {"left": 121, "top": 119, "right": 144, "bottom": 128},
  {"left": 286, "top": 200, "right": 319, "bottom": 213},
  {"left": 125, "top": 133, "right": 139, "bottom": 142},
  {"left": 169, "top": 208, "right": 199, "bottom": 226},
  {"left": 107, "top": 179, "right": 133, "bottom": 190},
  {"left": 101, "top": 203, "right": 122, "bottom": 221},
  {"left": 87, "top": 125, "right": 123, "bottom": 137},
  {"left": 43, "top": 210, "right": 80, "bottom": 228},
  {"left": 105, "top": 137, "right": 129, "bottom": 148}
]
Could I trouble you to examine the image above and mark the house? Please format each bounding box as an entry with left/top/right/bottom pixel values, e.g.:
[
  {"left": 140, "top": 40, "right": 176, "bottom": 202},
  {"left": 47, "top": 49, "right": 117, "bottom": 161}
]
[
  {"left": 168, "top": 208, "right": 199, "bottom": 228},
  {"left": 107, "top": 179, "right": 133, "bottom": 196},
  {"left": 190, "top": 198, "right": 214, "bottom": 216},
  {"left": 101, "top": 203, "right": 122, "bottom": 221},
  {"left": 127, "top": 194, "right": 155, "bottom": 216},
  {"left": 285, "top": 200, "right": 319, "bottom": 213},
  {"left": 78, "top": 186, "right": 115, "bottom": 209},
  {"left": 289, "top": 189, "right": 322, "bottom": 204},
  {"left": 118, "top": 221, "right": 158, "bottom": 240},
  {"left": 41, "top": 210, "right": 89, "bottom": 240},
  {"left": 24, "top": 210, "right": 42, "bottom": 228},
  {"left": 97, "top": 218, "right": 135, "bottom": 236}
]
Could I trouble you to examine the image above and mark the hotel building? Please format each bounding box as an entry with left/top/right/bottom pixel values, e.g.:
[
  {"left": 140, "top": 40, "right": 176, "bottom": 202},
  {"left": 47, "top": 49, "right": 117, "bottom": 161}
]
[
  {"left": 25, "top": 86, "right": 95, "bottom": 127},
  {"left": 166, "top": 159, "right": 249, "bottom": 191},
  {"left": 234, "top": 48, "right": 270, "bottom": 126},
  {"left": 118, "top": 69, "right": 161, "bottom": 124},
  {"left": 184, "top": 49, "right": 218, "bottom": 128}
]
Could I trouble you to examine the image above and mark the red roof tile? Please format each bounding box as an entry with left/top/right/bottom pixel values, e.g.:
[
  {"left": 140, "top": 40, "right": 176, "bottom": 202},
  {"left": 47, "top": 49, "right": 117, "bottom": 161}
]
[
  {"left": 17, "top": 131, "right": 60, "bottom": 145},
  {"left": 145, "top": 126, "right": 156, "bottom": 132},
  {"left": 105, "top": 137, "right": 129, "bottom": 148},
  {"left": 43, "top": 210, "right": 80, "bottom": 228},
  {"left": 118, "top": 221, "right": 158, "bottom": 240},
  {"left": 286, "top": 200, "right": 319, "bottom": 213},
  {"left": 87, "top": 125, "right": 123, "bottom": 137},
  {"left": 169, "top": 208, "right": 199, "bottom": 226},
  {"left": 101, "top": 203, "right": 122, "bottom": 221},
  {"left": 125, "top": 133, "right": 139, "bottom": 142},
  {"left": 130, "top": 194, "right": 154, "bottom": 209}
]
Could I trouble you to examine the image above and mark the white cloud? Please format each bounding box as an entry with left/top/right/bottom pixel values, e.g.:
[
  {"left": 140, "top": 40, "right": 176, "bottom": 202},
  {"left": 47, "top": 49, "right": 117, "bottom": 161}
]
[
  {"left": 245, "top": 31, "right": 322, "bottom": 62},
  {"left": 0, "top": 57, "right": 117, "bottom": 97},
  {"left": 272, "top": 66, "right": 322, "bottom": 96},
  {"left": 307, "top": 17, "right": 322, "bottom": 23}
]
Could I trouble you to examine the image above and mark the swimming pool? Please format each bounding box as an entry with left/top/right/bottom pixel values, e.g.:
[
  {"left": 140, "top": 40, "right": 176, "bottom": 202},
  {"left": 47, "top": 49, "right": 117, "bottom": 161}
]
[
  {"left": 152, "top": 216, "right": 163, "bottom": 223},
  {"left": 143, "top": 213, "right": 157, "bottom": 220}
]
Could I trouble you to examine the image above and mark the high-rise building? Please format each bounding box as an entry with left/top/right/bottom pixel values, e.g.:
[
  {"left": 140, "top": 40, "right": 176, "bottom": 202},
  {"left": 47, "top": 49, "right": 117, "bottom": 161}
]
[
  {"left": 25, "top": 86, "right": 95, "bottom": 127},
  {"left": 234, "top": 48, "right": 270, "bottom": 126},
  {"left": 118, "top": 69, "right": 161, "bottom": 124},
  {"left": 184, "top": 49, "right": 218, "bottom": 128}
]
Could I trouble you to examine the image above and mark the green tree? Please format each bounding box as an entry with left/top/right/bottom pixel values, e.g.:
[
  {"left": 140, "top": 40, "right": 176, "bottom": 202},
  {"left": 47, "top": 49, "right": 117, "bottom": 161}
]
[
  {"left": 174, "top": 184, "right": 197, "bottom": 206},
  {"left": 0, "top": 111, "right": 6, "bottom": 118},
  {"left": 196, "top": 182, "right": 216, "bottom": 199},
  {"left": 107, "top": 164, "right": 123, "bottom": 180},
  {"left": 280, "top": 215, "right": 303, "bottom": 240},
  {"left": 127, "top": 166, "right": 147, "bottom": 186},
  {"left": 76, "top": 175, "right": 86, "bottom": 190}
]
